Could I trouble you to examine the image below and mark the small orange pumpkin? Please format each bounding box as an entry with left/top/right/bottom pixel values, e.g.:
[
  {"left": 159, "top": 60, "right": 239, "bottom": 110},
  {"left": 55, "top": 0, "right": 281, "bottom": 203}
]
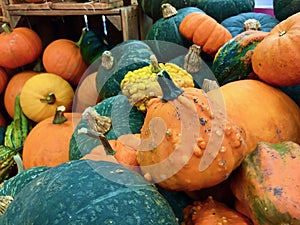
[
  {"left": 4, "top": 70, "right": 38, "bottom": 118},
  {"left": 73, "top": 71, "right": 101, "bottom": 112},
  {"left": 42, "top": 34, "right": 88, "bottom": 86},
  {"left": 252, "top": 12, "right": 300, "bottom": 86},
  {"left": 0, "top": 67, "right": 8, "bottom": 95},
  {"left": 22, "top": 106, "right": 82, "bottom": 169},
  {"left": 179, "top": 12, "right": 232, "bottom": 57},
  {"left": 0, "top": 24, "right": 42, "bottom": 69},
  {"left": 20, "top": 73, "right": 75, "bottom": 123}
]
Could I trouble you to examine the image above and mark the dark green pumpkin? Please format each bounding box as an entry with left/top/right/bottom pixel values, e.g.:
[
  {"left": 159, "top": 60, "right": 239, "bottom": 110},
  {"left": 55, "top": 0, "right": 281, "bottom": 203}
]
[
  {"left": 0, "top": 160, "right": 178, "bottom": 225},
  {"left": 69, "top": 94, "right": 145, "bottom": 160},
  {"left": 221, "top": 12, "right": 279, "bottom": 37},
  {"left": 0, "top": 126, "right": 6, "bottom": 145},
  {"left": 138, "top": 0, "right": 255, "bottom": 22},
  {"left": 273, "top": 0, "right": 300, "bottom": 21},
  {"left": 278, "top": 84, "right": 300, "bottom": 107},
  {"left": 231, "top": 141, "right": 300, "bottom": 224},
  {"left": 145, "top": 5, "right": 204, "bottom": 61},
  {"left": 211, "top": 30, "right": 268, "bottom": 85},
  {"left": 80, "top": 28, "right": 114, "bottom": 65},
  {"left": 0, "top": 166, "right": 49, "bottom": 197},
  {"left": 96, "top": 40, "right": 154, "bottom": 100}
]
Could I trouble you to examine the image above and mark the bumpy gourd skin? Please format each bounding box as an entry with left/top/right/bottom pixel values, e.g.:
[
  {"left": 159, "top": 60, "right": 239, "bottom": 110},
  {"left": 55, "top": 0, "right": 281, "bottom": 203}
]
[{"left": 121, "top": 62, "right": 194, "bottom": 112}]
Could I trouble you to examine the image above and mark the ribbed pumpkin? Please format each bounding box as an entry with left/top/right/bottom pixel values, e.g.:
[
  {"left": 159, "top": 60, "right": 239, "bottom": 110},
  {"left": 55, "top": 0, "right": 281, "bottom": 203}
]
[
  {"left": 179, "top": 12, "right": 232, "bottom": 57},
  {"left": 4, "top": 70, "right": 38, "bottom": 118},
  {"left": 252, "top": 12, "right": 300, "bottom": 86},
  {"left": 0, "top": 24, "right": 42, "bottom": 69},
  {"left": 273, "top": 0, "right": 300, "bottom": 21},
  {"left": 73, "top": 71, "right": 101, "bottom": 113},
  {"left": 231, "top": 141, "right": 300, "bottom": 225},
  {"left": 137, "top": 70, "right": 247, "bottom": 191},
  {"left": 42, "top": 33, "right": 88, "bottom": 86},
  {"left": 221, "top": 12, "right": 279, "bottom": 37},
  {"left": 22, "top": 106, "right": 81, "bottom": 169},
  {"left": 182, "top": 196, "right": 253, "bottom": 225},
  {"left": 207, "top": 79, "right": 300, "bottom": 154},
  {"left": 211, "top": 30, "right": 268, "bottom": 85},
  {"left": 20, "top": 73, "right": 74, "bottom": 123},
  {"left": 0, "top": 160, "right": 178, "bottom": 225},
  {"left": 0, "top": 67, "right": 8, "bottom": 95}
]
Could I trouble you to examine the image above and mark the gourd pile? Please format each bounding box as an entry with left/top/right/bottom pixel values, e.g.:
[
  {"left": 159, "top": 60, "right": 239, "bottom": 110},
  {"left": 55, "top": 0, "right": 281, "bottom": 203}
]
[{"left": 0, "top": 0, "right": 300, "bottom": 224}]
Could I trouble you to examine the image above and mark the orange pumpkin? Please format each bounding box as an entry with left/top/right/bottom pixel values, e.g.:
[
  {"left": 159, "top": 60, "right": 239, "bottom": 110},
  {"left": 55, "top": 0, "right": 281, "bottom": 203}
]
[
  {"left": 182, "top": 196, "right": 252, "bottom": 225},
  {"left": 4, "top": 70, "right": 38, "bottom": 118},
  {"left": 22, "top": 106, "right": 81, "bottom": 169},
  {"left": 179, "top": 12, "right": 232, "bottom": 57},
  {"left": 137, "top": 70, "right": 247, "bottom": 191},
  {"left": 82, "top": 133, "right": 141, "bottom": 173},
  {"left": 0, "top": 67, "right": 8, "bottom": 95},
  {"left": 252, "top": 12, "right": 300, "bottom": 86},
  {"left": 73, "top": 71, "right": 101, "bottom": 112},
  {"left": 0, "top": 23, "right": 42, "bottom": 69},
  {"left": 42, "top": 36, "right": 88, "bottom": 86},
  {"left": 20, "top": 73, "right": 75, "bottom": 123},
  {"left": 207, "top": 79, "right": 300, "bottom": 154},
  {"left": 0, "top": 112, "right": 7, "bottom": 127}
]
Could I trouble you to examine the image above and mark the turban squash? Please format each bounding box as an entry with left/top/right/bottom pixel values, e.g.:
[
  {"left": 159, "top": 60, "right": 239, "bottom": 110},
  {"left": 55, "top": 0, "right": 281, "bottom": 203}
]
[{"left": 137, "top": 70, "right": 248, "bottom": 191}]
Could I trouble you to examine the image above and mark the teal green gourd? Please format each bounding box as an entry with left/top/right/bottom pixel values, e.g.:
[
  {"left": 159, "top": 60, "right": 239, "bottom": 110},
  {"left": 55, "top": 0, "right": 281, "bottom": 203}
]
[{"left": 0, "top": 160, "right": 179, "bottom": 225}]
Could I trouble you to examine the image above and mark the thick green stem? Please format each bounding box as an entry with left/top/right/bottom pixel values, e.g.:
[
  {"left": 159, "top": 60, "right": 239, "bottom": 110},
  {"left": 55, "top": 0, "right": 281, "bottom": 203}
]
[
  {"left": 52, "top": 106, "right": 68, "bottom": 124},
  {"left": 2, "top": 23, "right": 12, "bottom": 34},
  {"left": 13, "top": 154, "right": 24, "bottom": 173},
  {"left": 157, "top": 70, "right": 184, "bottom": 102},
  {"left": 98, "top": 133, "right": 116, "bottom": 156},
  {"left": 150, "top": 55, "right": 162, "bottom": 73},
  {"left": 76, "top": 27, "right": 87, "bottom": 48},
  {"left": 40, "top": 92, "right": 56, "bottom": 104}
]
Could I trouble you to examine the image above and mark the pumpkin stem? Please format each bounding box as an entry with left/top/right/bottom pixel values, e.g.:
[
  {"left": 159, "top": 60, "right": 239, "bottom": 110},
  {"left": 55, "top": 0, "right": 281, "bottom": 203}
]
[
  {"left": 162, "top": 3, "right": 178, "bottom": 18},
  {"left": 40, "top": 92, "right": 56, "bottom": 104},
  {"left": 13, "top": 154, "right": 24, "bottom": 173},
  {"left": 101, "top": 51, "right": 114, "bottom": 70},
  {"left": 184, "top": 44, "right": 202, "bottom": 73},
  {"left": 0, "top": 196, "right": 14, "bottom": 216},
  {"left": 98, "top": 132, "right": 116, "bottom": 156},
  {"left": 52, "top": 106, "right": 68, "bottom": 124},
  {"left": 150, "top": 55, "right": 162, "bottom": 73},
  {"left": 82, "top": 106, "right": 112, "bottom": 134},
  {"left": 157, "top": 70, "right": 184, "bottom": 102},
  {"left": 244, "top": 19, "right": 261, "bottom": 31},
  {"left": 1, "top": 23, "right": 12, "bottom": 34},
  {"left": 76, "top": 27, "right": 87, "bottom": 48},
  {"left": 202, "top": 79, "right": 219, "bottom": 92}
]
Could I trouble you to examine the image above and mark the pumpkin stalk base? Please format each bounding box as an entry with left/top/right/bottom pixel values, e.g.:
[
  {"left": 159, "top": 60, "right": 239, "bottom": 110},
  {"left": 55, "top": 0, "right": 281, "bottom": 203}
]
[
  {"left": 52, "top": 106, "right": 68, "bottom": 124},
  {"left": 184, "top": 44, "right": 202, "bottom": 73},
  {"left": 40, "top": 92, "right": 56, "bottom": 105},
  {"left": 161, "top": 3, "right": 177, "bottom": 18}
]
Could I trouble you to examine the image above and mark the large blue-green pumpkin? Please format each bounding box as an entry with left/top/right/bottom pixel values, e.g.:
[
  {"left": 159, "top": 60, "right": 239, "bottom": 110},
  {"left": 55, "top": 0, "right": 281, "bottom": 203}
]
[
  {"left": 0, "top": 160, "right": 178, "bottom": 225},
  {"left": 69, "top": 94, "right": 145, "bottom": 160},
  {"left": 273, "top": 0, "right": 300, "bottom": 21}
]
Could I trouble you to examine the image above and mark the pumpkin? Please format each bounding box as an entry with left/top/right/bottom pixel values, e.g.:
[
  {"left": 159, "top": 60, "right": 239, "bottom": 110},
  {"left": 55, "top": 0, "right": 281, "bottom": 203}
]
[
  {"left": 0, "top": 126, "right": 6, "bottom": 144},
  {"left": 252, "top": 12, "right": 300, "bottom": 86},
  {"left": 0, "top": 166, "right": 49, "bottom": 197},
  {"left": 145, "top": 4, "right": 204, "bottom": 61},
  {"left": 0, "top": 67, "right": 8, "bottom": 95},
  {"left": 207, "top": 79, "right": 300, "bottom": 154},
  {"left": 20, "top": 73, "right": 75, "bottom": 123},
  {"left": 79, "top": 27, "right": 114, "bottom": 65},
  {"left": 137, "top": 70, "right": 248, "bottom": 191},
  {"left": 182, "top": 196, "right": 253, "bottom": 225},
  {"left": 0, "top": 146, "right": 19, "bottom": 184},
  {"left": 211, "top": 30, "right": 268, "bottom": 85},
  {"left": 231, "top": 141, "right": 300, "bottom": 224},
  {"left": 273, "top": 0, "right": 300, "bottom": 21},
  {"left": 120, "top": 54, "right": 194, "bottom": 112},
  {"left": 42, "top": 31, "right": 88, "bottom": 86},
  {"left": 96, "top": 40, "right": 154, "bottom": 100},
  {"left": 69, "top": 94, "right": 145, "bottom": 160},
  {"left": 22, "top": 106, "right": 81, "bottom": 169},
  {"left": 4, "top": 70, "right": 38, "bottom": 118},
  {"left": 0, "top": 160, "right": 179, "bottom": 225},
  {"left": 0, "top": 23, "right": 42, "bottom": 69},
  {"left": 179, "top": 12, "right": 232, "bottom": 57},
  {"left": 82, "top": 133, "right": 141, "bottom": 173},
  {"left": 221, "top": 12, "right": 279, "bottom": 37},
  {"left": 73, "top": 71, "right": 101, "bottom": 113},
  {"left": 137, "top": 0, "right": 255, "bottom": 23},
  {"left": 278, "top": 84, "right": 300, "bottom": 107}
]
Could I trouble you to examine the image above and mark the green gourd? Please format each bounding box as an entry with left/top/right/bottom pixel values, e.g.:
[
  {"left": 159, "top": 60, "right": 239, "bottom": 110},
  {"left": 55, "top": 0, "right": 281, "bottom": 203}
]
[
  {"left": 0, "top": 160, "right": 179, "bottom": 225},
  {"left": 69, "top": 94, "right": 145, "bottom": 160}
]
